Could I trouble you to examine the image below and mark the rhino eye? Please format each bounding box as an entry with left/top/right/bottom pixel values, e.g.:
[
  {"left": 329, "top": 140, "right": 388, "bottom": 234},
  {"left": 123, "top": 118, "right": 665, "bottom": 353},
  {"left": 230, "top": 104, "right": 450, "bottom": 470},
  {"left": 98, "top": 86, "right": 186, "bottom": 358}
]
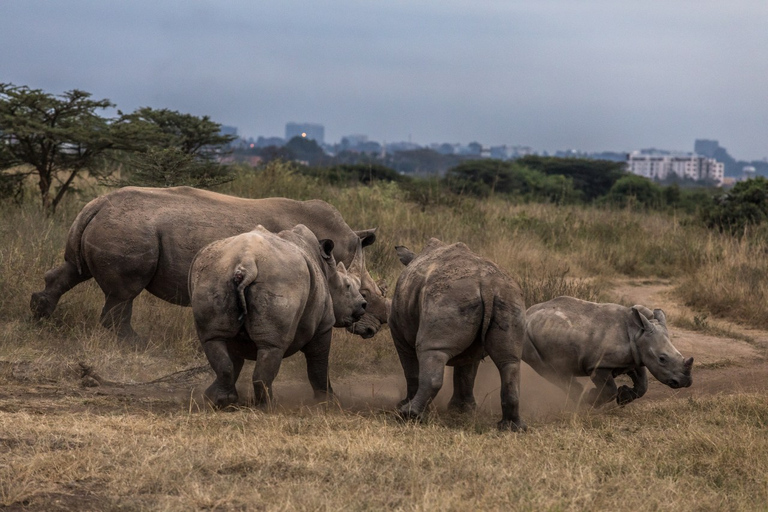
[{"left": 659, "top": 355, "right": 667, "bottom": 365}]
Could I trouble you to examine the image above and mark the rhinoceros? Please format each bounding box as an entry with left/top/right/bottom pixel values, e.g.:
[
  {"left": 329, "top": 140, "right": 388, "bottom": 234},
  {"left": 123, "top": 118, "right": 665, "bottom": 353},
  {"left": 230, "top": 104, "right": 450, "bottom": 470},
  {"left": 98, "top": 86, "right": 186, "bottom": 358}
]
[
  {"left": 30, "top": 186, "right": 386, "bottom": 341},
  {"left": 389, "top": 239, "right": 527, "bottom": 431},
  {"left": 189, "top": 224, "right": 367, "bottom": 408},
  {"left": 523, "top": 296, "right": 693, "bottom": 407}
]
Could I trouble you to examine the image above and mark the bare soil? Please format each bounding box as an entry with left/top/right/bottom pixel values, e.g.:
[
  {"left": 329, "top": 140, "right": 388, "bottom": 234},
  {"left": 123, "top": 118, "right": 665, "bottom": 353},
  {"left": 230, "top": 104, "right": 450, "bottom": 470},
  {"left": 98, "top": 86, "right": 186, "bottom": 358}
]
[{"left": 2, "top": 279, "right": 766, "bottom": 424}]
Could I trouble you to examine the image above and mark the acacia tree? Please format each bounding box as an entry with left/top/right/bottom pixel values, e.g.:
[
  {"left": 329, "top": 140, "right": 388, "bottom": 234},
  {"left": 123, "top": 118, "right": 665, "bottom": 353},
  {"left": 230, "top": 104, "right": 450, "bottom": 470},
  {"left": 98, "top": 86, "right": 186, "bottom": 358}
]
[
  {"left": 113, "top": 107, "right": 237, "bottom": 188},
  {"left": 117, "top": 107, "right": 235, "bottom": 155},
  {"left": 0, "top": 83, "right": 118, "bottom": 213}
]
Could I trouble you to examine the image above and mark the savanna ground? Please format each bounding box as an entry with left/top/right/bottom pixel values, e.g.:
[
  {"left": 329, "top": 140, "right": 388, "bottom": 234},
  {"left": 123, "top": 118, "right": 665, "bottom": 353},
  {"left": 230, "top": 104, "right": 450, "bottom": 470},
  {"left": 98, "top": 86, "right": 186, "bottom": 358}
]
[{"left": 2, "top": 168, "right": 768, "bottom": 510}]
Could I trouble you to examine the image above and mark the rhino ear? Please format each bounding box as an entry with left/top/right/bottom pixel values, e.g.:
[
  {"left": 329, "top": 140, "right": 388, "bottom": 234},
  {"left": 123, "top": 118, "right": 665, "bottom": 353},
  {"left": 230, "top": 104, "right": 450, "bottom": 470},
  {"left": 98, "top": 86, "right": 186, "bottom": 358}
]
[
  {"left": 631, "top": 306, "right": 653, "bottom": 331},
  {"left": 319, "top": 239, "right": 334, "bottom": 261},
  {"left": 395, "top": 245, "right": 415, "bottom": 266},
  {"left": 355, "top": 228, "right": 377, "bottom": 248},
  {"left": 653, "top": 309, "right": 667, "bottom": 326},
  {"left": 336, "top": 261, "right": 347, "bottom": 274}
]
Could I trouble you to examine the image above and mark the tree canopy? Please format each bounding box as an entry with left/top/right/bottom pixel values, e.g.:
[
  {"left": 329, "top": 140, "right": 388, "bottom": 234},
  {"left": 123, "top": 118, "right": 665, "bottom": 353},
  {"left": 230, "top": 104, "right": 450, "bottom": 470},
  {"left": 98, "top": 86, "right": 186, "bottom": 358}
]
[
  {"left": 516, "top": 156, "right": 627, "bottom": 201},
  {"left": 0, "top": 83, "right": 117, "bottom": 212},
  {"left": 114, "top": 107, "right": 237, "bottom": 188},
  {"left": 445, "top": 159, "right": 579, "bottom": 203},
  {"left": 0, "top": 84, "right": 237, "bottom": 211}
]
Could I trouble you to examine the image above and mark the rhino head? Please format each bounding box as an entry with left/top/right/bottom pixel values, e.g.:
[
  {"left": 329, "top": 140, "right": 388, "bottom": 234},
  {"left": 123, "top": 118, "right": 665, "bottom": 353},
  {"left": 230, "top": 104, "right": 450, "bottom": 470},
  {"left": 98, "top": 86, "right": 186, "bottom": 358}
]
[
  {"left": 631, "top": 306, "right": 693, "bottom": 389},
  {"left": 346, "top": 234, "right": 389, "bottom": 339},
  {"left": 318, "top": 239, "right": 367, "bottom": 328}
]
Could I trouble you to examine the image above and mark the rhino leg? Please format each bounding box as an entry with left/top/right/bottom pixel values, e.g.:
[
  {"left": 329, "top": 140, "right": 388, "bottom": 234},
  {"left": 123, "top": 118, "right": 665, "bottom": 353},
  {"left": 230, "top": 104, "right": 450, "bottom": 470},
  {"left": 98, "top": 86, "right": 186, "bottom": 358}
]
[
  {"left": 252, "top": 347, "right": 284, "bottom": 409},
  {"left": 100, "top": 296, "right": 142, "bottom": 342},
  {"left": 523, "top": 339, "right": 584, "bottom": 404},
  {"left": 391, "top": 331, "right": 419, "bottom": 409},
  {"left": 202, "top": 338, "right": 242, "bottom": 409},
  {"left": 302, "top": 330, "right": 334, "bottom": 401},
  {"left": 448, "top": 361, "right": 479, "bottom": 413},
  {"left": 617, "top": 367, "right": 648, "bottom": 406},
  {"left": 487, "top": 356, "right": 526, "bottom": 431},
  {"left": 399, "top": 349, "right": 450, "bottom": 421},
  {"left": 30, "top": 261, "right": 91, "bottom": 318},
  {"left": 483, "top": 312, "right": 528, "bottom": 432},
  {"left": 586, "top": 369, "right": 618, "bottom": 407}
]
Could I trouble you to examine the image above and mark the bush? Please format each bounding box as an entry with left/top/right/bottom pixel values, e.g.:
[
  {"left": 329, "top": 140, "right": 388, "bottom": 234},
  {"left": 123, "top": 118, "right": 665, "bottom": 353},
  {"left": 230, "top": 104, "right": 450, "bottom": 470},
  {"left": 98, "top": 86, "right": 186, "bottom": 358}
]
[
  {"left": 0, "top": 172, "right": 26, "bottom": 203},
  {"left": 444, "top": 159, "right": 579, "bottom": 203},
  {"left": 516, "top": 155, "right": 627, "bottom": 201},
  {"left": 701, "top": 177, "right": 768, "bottom": 234},
  {"left": 603, "top": 174, "right": 663, "bottom": 209},
  {"left": 301, "top": 163, "right": 407, "bottom": 186}
]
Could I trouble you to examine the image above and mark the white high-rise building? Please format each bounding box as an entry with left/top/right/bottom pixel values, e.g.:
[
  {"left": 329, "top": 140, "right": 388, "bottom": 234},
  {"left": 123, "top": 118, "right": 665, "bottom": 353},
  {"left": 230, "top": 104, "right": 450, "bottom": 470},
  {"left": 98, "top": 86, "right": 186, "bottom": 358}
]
[{"left": 627, "top": 151, "right": 724, "bottom": 185}]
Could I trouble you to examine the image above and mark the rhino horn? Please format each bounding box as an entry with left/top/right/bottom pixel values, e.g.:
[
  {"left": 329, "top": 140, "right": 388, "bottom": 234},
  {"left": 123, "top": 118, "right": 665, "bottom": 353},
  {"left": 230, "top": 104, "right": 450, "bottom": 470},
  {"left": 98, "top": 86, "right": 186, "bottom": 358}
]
[
  {"left": 349, "top": 239, "right": 364, "bottom": 277},
  {"left": 319, "top": 239, "right": 335, "bottom": 261},
  {"left": 653, "top": 308, "right": 667, "bottom": 326},
  {"left": 395, "top": 245, "right": 415, "bottom": 266},
  {"left": 377, "top": 279, "right": 388, "bottom": 297},
  {"left": 355, "top": 228, "right": 377, "bottom": 248},
  {"left": 684, "top": 356, "right": 694, "bottom": 372}
]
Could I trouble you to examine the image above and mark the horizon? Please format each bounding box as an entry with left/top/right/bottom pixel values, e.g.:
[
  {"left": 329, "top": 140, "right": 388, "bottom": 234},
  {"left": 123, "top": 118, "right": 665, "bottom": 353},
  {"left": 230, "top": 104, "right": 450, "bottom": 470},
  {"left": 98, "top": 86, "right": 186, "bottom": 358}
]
[{"left": 1, "top": 1, "right": 766, "bottom": 161}]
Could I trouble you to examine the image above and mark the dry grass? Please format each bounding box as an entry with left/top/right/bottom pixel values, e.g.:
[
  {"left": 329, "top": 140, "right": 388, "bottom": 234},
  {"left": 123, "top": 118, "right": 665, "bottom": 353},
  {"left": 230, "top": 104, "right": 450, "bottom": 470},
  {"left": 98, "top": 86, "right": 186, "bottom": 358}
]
[
  {"left": 2, "top": 391, "right": 768, "bottom": 510},
  {"left": 3, "top": 169, "right": 768, "bottom": 510}
]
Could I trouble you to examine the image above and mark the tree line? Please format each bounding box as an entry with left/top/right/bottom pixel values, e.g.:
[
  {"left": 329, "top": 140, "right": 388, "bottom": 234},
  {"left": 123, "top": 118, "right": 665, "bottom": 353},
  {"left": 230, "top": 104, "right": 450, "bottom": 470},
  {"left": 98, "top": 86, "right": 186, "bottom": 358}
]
[
  {"left": 3, "top": 83, "right": 767, "bottom": 235},
  {"left": 0, "top": 83, "right": 235, "bottom": 213}
]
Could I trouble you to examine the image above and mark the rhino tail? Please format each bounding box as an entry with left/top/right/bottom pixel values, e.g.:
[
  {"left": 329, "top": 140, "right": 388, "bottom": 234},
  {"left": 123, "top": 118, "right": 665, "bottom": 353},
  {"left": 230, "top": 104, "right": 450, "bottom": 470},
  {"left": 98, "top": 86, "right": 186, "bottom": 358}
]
[
  {"left": 233, "top": 260, "right": 258, "bottom": 317},
  {"left": 479, "top": 285, "right": 495, "bottom": 343},
  {"left": 66, "top": 194, "right": 111, "bottom": 276}
]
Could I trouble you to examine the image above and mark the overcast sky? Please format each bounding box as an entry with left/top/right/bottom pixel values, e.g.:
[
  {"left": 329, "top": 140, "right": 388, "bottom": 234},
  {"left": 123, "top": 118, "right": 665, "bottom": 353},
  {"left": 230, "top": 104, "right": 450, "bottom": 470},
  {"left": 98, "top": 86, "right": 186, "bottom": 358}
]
[{"left": 2, "top": 1, "right": 766, "bottom": 160}]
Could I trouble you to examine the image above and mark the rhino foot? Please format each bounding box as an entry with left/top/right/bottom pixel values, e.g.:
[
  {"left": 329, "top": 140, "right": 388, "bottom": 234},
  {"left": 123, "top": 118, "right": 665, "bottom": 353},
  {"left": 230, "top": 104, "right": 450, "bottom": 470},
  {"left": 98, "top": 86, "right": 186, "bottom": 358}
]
[
  {"left": 204, "top": 383, "right": 239, "bottom": 409},
  {"left": 497, "top": 419, "right": 527, "bottom": 432},
  {"left": 397, "top": 405, "right": 424, "bottom": 423},
  {"left": 447, "top": 399, "right": 477, "bottom": 414},
  {"left": 616, "top": 385, "right": 638, "bottom": 406},
  {"left": 30, "top": 292, "right": 55, "bottom": 318}
]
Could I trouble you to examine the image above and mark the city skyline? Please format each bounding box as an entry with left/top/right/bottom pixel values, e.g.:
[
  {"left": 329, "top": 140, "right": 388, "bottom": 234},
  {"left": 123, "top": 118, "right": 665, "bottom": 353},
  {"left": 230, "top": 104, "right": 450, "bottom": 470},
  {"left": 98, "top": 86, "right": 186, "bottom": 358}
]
[{"left": 2, "top": 1, "right": 766, "bottom": 161}]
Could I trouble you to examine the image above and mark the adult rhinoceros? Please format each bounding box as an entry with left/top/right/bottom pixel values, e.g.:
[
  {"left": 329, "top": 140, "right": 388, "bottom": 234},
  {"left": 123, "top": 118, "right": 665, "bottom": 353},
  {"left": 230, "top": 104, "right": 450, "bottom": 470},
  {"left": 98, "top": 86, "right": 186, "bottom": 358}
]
[
  {"left": 190, "top": 224, "right": 367, "bottom": 408},
  {"left": 30, "top": 186, "right": 387, "bottom": 341},
  {"left": 523, "top": 296, "right": 693, "bottom": 407},
  {"left": 390, "top": 239, "right": 527, "bottom": 431}
]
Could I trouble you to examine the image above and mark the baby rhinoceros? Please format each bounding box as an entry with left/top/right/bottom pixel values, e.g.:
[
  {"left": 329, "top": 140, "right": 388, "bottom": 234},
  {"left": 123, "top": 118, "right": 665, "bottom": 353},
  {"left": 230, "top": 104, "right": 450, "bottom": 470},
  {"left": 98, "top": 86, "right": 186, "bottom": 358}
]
[
  {"left": 523, "top": 296, "right": 693, "bottom": 407},
  {"left": 189, "top": 224, "right": 367, "bottom": 408},
  {"left": 390, "top": 239, "right": 527, "bottom": 431}
]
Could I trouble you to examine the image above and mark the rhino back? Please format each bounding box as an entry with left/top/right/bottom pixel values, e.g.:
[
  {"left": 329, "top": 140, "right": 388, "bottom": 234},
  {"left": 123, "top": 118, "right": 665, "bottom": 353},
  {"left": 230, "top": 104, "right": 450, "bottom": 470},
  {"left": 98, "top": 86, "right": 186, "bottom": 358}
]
[
  {"left": 525, "top": 297, "right": 634, "bottom": 374},
  {"left": 77, "top": 187, "right": 359, "bottom": 305},
  {"left": 191, "top": 230, "right": 319, "bottom": 345},
  {"left": 391, "top": 242, "right": 523, "bottom": 355}
]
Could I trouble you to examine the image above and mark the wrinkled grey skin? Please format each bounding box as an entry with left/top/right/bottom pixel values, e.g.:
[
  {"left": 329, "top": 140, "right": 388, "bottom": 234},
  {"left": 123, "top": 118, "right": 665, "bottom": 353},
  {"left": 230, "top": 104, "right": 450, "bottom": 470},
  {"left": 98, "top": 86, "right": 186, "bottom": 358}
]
[
  {"left": 30, "top": 186, "right": 386, "bottom": 341},
  {"left": 189, "top": 224, "right": 367, "bottom": 408},
  {"left": 524, "top": 296, "right": 694, "bottom": 407},
  {"left": 389, "top": 239, "right": 527, "bottom": 431}
]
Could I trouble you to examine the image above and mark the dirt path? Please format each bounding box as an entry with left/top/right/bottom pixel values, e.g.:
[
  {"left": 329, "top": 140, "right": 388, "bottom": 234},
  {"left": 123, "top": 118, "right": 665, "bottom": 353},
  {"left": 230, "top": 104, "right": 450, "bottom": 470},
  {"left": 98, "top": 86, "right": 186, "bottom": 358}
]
[{"left": 2, "top": 279, "right": 767, "bottom": 422}]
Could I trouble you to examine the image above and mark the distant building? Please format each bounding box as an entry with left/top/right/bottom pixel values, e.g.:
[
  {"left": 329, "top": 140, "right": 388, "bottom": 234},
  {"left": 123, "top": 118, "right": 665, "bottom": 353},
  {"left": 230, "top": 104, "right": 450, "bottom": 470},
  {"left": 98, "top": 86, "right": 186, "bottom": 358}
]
[
  {"left": 341, "top": 134, "right": 368, "bottom": 147},
  {"left": 386, "top": 141, "right": 421, "bottom": 153},
  {"left": 285, "top": 123, "right": 324, "bottom": 144},
  {"left": 489, "top": 145, "right": 536, "bottom": 160},
  {"left": 627, "top": 151, "right": 724, "bottom": 185},
  {"left": 255, "top": 136, "right": 285, "bottom": 148}
]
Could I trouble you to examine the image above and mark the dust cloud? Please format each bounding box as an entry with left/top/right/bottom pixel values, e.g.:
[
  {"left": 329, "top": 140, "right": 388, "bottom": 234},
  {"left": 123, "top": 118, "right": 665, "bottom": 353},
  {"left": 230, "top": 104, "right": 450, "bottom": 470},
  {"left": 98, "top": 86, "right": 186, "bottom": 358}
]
[{"left": 229, "top": 360, "right": 583, "bottom": 421}]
